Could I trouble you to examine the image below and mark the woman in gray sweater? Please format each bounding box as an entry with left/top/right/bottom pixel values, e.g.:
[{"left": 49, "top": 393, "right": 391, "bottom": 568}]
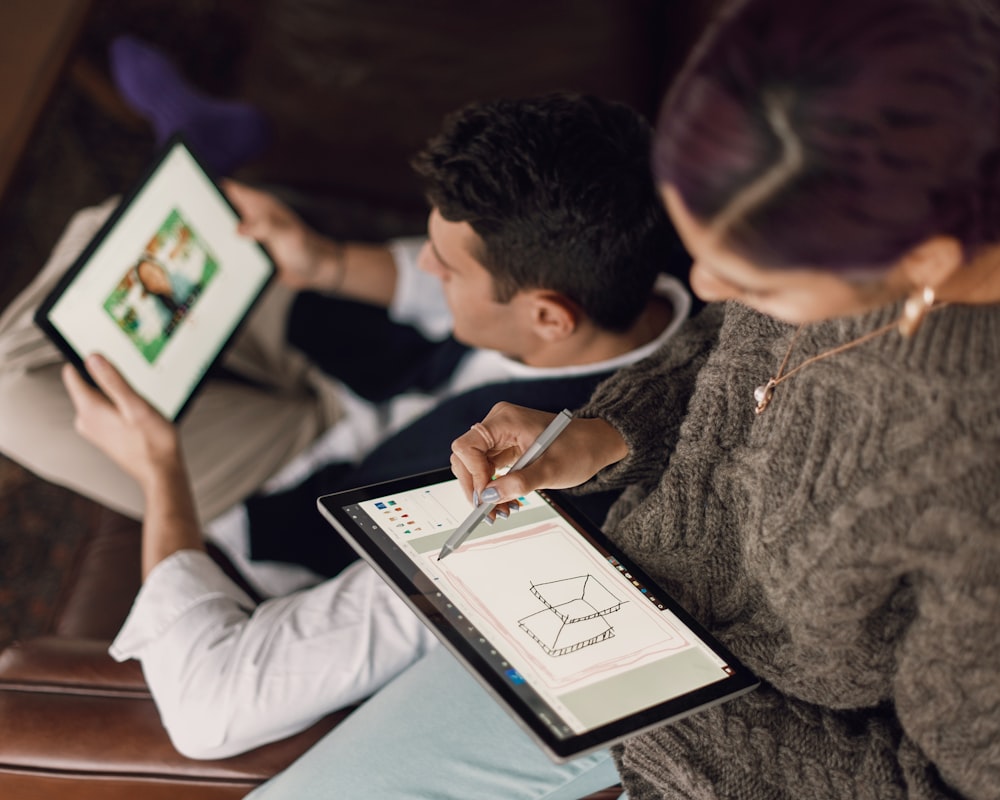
[{"left": 451, "top": 0, "right": 1000, "bottom": 797}]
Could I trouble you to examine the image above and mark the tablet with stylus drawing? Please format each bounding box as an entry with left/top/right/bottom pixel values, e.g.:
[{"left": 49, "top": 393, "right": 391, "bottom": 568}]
[{"left": 318, "top": 467, "right": 759, "bottom": 763}]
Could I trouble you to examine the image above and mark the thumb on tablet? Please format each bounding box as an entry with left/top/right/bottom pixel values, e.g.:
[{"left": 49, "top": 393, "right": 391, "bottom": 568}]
[
  {"left": 84, "top": 354, "right": 154, "bottom": 421},
  {"left": 84, "top": 352, "right": 126, "bottom": 394},
  {"left": 62, "top": 361, "right": 107, "bottom": 419}
]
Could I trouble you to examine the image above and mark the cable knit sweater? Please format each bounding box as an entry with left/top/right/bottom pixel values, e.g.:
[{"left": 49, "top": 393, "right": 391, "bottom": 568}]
[{"left": 577, "top": 300, "right": 1000, "bottom": 799}]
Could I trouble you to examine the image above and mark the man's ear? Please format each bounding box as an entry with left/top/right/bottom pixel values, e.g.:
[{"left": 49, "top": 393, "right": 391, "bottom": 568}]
[
  {"left": 895, "top": 235, "right": 964, "bottom": 292},
  {"left": 529, "top": 291, "right": 579, "bottom": 342}
]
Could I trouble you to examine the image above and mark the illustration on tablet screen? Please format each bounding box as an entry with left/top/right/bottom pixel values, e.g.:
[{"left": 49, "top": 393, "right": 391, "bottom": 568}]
[{"left": 103, "top": 209, "right": 219, "bottom": 363}]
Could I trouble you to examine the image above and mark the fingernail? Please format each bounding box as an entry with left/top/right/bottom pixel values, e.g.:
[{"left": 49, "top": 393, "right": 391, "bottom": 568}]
[
  {"left": 481, "top": 487, "right": 500, "bottom": 503},
  {"left": 496, "top": 508, "right": 508, "bottom": 519},
  {"left": 510, "top": 501, "right": 521, "bottom": 512},
  {"left": 472, "top": 490, "right": 480, "bottom": 506},
  {"left": 484, "top": 515, "right": 495, "bottom": 526}
]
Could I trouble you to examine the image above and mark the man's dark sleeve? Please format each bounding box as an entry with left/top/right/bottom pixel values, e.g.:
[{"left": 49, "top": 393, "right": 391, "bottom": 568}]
[{"left": 286, "top": 291, "right": 470, "bottom": 402}]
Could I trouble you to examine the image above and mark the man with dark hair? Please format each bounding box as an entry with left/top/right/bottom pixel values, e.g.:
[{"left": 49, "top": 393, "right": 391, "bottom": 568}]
[
  {"left": 199, "top": 92, "right": 691, "bottom": 590},
  {"left": 413, "top": 93, "right": 674, "bottom": 333},
  {"left": 22, "top": 93, "right": 689, "bottom": 790}
]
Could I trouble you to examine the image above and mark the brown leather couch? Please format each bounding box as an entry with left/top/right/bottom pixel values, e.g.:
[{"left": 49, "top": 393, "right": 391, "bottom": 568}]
[
  {"left": 0, "top": 508, "right": 353, "bottom": 799},
  {"left": 0, "top": 1, "right": 720, "bottom": 796}
]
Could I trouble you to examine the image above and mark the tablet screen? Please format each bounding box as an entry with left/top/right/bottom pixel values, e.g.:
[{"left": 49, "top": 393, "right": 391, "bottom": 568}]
[
  {"left": 35, "top": 136, "right": 274, "bottom": 420},
  {"left": 318, "top": 468, "right": 758, "bottom": 762}
]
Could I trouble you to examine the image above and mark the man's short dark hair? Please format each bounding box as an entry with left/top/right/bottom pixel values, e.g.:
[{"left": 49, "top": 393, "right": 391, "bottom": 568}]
[{"left": 412, "top": 92, "right": 678, "bottom": 332}]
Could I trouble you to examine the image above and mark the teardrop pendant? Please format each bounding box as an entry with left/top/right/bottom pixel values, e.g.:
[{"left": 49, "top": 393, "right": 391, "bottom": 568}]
[{"left": 754, "top": 378, "right": 777, "bottom": 415}]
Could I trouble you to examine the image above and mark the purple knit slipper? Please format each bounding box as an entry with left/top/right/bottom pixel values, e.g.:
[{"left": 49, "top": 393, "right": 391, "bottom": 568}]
[{"left": 109, "top": 34, "right": 270, "bottom": 175}]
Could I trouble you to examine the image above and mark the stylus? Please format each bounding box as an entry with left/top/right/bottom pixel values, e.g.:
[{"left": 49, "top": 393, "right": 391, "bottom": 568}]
[{"left": 437, "top": 409, "right": 574, "bottom": 561}]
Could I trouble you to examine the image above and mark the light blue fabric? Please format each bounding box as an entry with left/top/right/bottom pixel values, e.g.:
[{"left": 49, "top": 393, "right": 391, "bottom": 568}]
[
  {"left": 167, "top": 269, "right": 196, "bottom": 302},
  {"left": 245, "top": 645, "right": 621, "bottom": 799}
]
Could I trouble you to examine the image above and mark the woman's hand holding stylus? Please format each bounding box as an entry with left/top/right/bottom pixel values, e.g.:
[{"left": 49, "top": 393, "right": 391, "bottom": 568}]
[{"left": 450, "top": 402, "right": 629, "bottom": 507}]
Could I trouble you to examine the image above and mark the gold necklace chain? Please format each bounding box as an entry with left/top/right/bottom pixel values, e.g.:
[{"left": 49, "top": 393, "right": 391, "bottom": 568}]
[{"left": 753, "top": 306, "right": 943, "bottom": 415}]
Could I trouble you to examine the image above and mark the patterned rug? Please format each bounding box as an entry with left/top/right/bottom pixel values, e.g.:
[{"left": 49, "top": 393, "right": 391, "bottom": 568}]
[{"left": 0, "top": 455, "right": 101, "bottom": 646}]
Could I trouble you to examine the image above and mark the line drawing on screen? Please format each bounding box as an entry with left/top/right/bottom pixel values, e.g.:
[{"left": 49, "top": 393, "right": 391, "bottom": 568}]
[
  {"left": 519, "top": 575, "right": 625, "bottom": 657},
  {"left": 439, "top": 524, "right": 692, "bottom": 690}
]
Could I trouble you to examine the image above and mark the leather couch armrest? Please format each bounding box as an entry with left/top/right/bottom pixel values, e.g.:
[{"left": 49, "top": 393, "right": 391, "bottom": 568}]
[
  {"left": 53, "top": 507, "right": 142, "bottom": 640},
  {"left": 0, "top": 680, "right": 347, "bottom": 780},
  {"left": 0, "top": 636, "right": 146, "bottom": 696},
  {"left": 0, "top": 637, "right": 348, "bottom": 796}
]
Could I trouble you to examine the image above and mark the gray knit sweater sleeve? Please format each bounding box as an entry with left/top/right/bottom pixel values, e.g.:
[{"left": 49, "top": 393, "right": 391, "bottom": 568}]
[
  {"left": 581, "top": 301, "right": 1000, "bottom": 799},
  {"left": 573, "top": 303, "right": 725, "bottom": 493}
]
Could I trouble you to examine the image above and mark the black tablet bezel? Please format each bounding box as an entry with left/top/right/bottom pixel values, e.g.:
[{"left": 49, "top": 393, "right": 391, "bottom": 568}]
[
  {"left": 317, "top": 467, "right": 759, "bottom": 763},
  {"left": 33, "top": 133, "right": 276, "bottom": 422}
]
